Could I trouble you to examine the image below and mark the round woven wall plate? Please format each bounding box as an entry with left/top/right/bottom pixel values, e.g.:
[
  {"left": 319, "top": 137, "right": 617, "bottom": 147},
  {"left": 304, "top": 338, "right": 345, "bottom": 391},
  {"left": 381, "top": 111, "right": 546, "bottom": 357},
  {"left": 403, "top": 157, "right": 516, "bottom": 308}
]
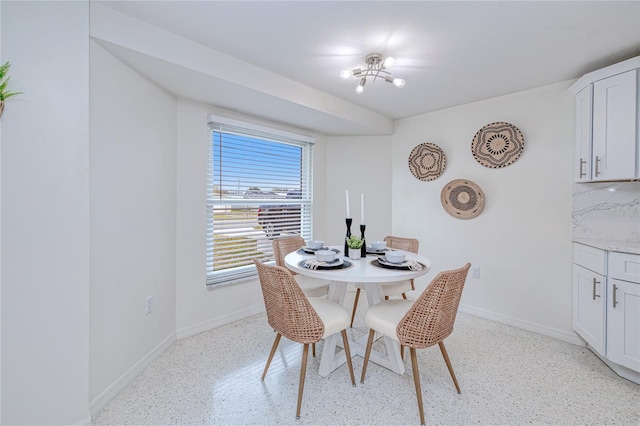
[
  {"left": 471, "top": 122, "right": 524, "bottom": 168},
  {"left": 441, "top": 179, "right": 485, "bottom": 220},
  {"left": 408, "top": 143, "right": 446, "bottom": 181}
]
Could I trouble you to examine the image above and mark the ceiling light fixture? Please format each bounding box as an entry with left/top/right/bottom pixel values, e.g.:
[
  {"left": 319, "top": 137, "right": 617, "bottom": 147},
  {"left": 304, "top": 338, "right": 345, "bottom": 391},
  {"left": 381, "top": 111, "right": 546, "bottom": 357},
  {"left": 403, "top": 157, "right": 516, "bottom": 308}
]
[{"left": 340, "top": 53, "right": 405, "bottom": 94}]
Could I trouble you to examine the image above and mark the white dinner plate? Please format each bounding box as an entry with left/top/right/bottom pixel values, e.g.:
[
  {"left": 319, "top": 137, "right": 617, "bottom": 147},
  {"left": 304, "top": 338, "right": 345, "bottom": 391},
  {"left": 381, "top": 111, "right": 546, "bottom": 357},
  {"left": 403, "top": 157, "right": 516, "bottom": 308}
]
[
  {"left": 377, "top": 257, "right": 408, "bottom": 267},
  {"left": 300, "top": 258, "right": 344, "bottom": 269},
  {"left": 366, "top": 247, "right": 387, "bottom": 254},
  {"left": 302, "top": 246, "right": 328, "bottom": 253}
]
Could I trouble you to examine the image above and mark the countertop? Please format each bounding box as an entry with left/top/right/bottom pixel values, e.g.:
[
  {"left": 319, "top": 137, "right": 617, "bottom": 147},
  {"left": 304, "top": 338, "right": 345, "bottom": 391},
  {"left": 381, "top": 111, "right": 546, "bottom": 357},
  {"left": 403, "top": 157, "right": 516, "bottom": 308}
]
[{"left": 572, "top": 237, "right": 640, "bottom": 255}]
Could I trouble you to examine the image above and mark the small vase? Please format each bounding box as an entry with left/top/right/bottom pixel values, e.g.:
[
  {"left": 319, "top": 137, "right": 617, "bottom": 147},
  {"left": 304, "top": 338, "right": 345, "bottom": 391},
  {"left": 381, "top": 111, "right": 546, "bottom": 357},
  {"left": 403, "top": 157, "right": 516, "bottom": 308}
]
[{"left": 349, "top": 248, "right": 361, "bottom": 260}]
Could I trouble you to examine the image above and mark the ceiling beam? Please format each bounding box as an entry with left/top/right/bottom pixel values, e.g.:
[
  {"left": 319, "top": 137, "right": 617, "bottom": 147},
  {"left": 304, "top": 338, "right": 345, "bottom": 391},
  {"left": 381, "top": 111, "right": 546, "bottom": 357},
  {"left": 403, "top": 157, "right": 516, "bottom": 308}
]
[{"left": 90, "top": 3, "right": 394, "bottom": 135}]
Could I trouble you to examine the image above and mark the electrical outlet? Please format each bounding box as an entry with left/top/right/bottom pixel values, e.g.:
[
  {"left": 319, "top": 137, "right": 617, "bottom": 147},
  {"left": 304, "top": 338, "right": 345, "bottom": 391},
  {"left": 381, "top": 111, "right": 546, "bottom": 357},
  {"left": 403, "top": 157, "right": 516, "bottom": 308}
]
[
  {"left": 145, "top": 296, "right": 153, "bottom": 315},
  {"left": 471, "top": 266, "right": 480, "bottom": 278}
]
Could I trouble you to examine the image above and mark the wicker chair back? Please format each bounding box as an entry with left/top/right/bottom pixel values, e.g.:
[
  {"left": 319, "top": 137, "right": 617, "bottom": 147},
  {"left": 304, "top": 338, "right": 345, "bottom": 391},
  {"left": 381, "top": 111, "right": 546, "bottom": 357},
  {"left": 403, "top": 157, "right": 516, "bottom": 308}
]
[
  {"left": 254, "top": 259, "right": 324, "bottom": 344},
  {"left": 396, "top": 263, "right": 471, "bottom": 348}
]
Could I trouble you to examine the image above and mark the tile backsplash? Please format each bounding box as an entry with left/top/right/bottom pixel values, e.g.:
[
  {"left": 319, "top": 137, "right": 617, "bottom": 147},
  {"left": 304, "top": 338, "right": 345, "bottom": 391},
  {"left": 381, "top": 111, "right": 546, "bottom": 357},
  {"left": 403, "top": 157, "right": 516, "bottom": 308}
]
[{"left": 572, "top": 181, "right": 640, "bottom": 242}]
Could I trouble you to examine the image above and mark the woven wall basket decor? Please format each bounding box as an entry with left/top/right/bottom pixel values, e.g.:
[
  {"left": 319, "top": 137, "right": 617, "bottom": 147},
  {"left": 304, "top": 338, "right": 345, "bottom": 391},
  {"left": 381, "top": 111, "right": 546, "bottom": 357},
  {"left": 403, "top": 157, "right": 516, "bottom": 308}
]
[
  {"left": 408, "top": 142, "right": 446, "bottom": 181},
  {"left": 471, "top": 122, "right": 524, "bottom": 168},
  {"left": 441, "top": 179, "right": 485, "bottom": 220}
]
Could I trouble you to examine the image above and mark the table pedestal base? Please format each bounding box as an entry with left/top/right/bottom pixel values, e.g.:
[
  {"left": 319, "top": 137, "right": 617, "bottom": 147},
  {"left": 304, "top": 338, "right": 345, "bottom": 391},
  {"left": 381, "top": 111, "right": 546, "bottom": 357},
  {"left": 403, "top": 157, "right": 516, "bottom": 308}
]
[{"left": 318, "top": 282, "right": 405, "bottom": 377}]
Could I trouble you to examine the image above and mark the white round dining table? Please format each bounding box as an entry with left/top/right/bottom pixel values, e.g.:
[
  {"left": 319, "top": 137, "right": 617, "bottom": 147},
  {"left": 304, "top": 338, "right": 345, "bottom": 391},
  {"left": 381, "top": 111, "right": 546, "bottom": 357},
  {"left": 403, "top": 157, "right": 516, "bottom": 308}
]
[{"left": 285, "top": 245, "right": 431, "bottom": 377}]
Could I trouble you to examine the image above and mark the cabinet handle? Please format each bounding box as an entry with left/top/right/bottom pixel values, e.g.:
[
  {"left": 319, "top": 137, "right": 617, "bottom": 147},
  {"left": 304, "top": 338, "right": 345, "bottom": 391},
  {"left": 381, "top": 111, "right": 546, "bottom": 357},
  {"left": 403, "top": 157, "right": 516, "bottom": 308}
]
[
  {"left": 594, "top": 156, "right": 601, "bottom": 177},
  {"left": 592, "top": 278, "right": 601, "bottom": 300},
  {"left": 579, "top": 158, "right": 586, "bottom": 178},
  {"left": 612, "top": 284, "right": 618, "bottom": 307}
]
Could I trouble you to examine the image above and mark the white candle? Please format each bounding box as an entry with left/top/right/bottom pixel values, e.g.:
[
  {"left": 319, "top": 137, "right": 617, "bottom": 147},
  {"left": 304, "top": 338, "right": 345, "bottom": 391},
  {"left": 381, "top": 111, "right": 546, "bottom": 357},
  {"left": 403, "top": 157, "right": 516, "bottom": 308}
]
[
  {"left": 361, "top": 193, "right": 365, "bottom": 224},
  {"left": 345, "top": 189, "right": 350, "bottom": 218}
]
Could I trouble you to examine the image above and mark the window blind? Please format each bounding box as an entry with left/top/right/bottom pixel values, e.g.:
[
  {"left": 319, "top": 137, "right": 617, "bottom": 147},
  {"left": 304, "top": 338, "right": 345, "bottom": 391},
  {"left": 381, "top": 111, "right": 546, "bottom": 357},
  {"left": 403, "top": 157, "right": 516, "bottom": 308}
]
[{"left": 206, "top": 116, "right": 313, "bottom": 286}]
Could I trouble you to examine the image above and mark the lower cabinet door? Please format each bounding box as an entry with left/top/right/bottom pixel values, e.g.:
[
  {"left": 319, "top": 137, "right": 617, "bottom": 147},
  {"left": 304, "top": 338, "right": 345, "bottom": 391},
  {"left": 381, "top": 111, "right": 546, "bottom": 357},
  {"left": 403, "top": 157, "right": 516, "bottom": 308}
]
[
  {"left": 574, "top": 264, "right": 606, "bottom": 355},
  {"left": 607, "top": 279, "right": 640, "bottom": 372}
]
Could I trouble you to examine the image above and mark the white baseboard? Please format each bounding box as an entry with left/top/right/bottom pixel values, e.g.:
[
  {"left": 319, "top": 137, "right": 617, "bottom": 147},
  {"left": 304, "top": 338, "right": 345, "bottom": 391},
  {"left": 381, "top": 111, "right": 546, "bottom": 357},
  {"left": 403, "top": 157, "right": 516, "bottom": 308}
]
[
  {"left": 459, "top": 304, "right": 584, "bottom": 346},
  {"left": 89, "top": 331, "right": 177, "bottom": 419},
  {"left": 73, "top": 415, "right": 92, "bottom": 426},
  {"left": 587, "top": 344, "right": 640, "bottom": 385},
  {"left": 176, "top": 305, "right": 265, "bottom": 339},
  {"left": 89, "top": 306, "right": 265, "bottom": 420},
  {"left": 88, "top": 301, "right": 584, "bottom": 421},
  {"left": 357, "top": 290, "right": 583, "bottom": 346}
]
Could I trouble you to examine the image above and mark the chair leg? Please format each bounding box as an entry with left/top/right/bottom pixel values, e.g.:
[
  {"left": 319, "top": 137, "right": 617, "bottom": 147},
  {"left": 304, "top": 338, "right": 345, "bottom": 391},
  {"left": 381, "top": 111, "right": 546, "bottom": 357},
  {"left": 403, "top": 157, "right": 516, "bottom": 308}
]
[
  {"left": 401, "top": 292, "right": 408, "bottom": 299},
  {"left": 438, "top": 341, "right": 461, "bottom": 394},
  {"left": 296, "top": 343, "right": 310, "bottom": 419},
  {"left": 410, "top": 348, "right": 426, "bottom": 426},
  {"left": 360, "top": 329, "right": 376, "bottom": 383},
  {"left": 401, "top": 345, "right": 405, "bottom": 360},
  {"left": 341, "top": 330, "right": 356, "bottom": 386},
  {"left": 262, "top": 333, "right": 282, "bottom": 380},
  {"left": 312, "top": 343, "right": 316, "bottom": 357},
  {"left": 350, "top": 288, "right": 361, "bottom": 327}
]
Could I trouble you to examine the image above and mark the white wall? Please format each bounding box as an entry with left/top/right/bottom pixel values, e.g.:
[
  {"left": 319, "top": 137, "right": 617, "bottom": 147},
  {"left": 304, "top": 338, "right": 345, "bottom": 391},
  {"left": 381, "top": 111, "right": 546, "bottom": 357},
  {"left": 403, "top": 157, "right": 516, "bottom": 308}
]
[
  {"left": 0, "top": 3, "right": 4, "bottom": 421},
  {"left": 175, "top": 99, "right": 264, "bottom": 336},
  {"left": 175, "top": 98, "right": 329, "bottom": 337},
  {"left": 89, "top": 41, "right": 178, "bottom": 412},
  {"left": 392, "top": 81, "right": 577, "bottom": 342},
  {"left": 90, "top": 32, "right": 333, "bottom": 412},
  {"left": 89, "top": 2, "right": 334, "bottom": 414},
  {"left": 1, "top": 2, "right": 90, "bottom": 424},
  {"left": 0, "top": 2, "right": 587, "bottom": 422},
  {"left": 325, "top": 135, "right": 393, "bottom": 246}
]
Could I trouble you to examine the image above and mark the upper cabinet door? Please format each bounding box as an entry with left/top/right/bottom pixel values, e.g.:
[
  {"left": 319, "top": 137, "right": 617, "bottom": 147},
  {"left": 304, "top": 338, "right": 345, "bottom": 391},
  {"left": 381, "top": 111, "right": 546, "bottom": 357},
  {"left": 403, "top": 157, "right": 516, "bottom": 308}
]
[
  {"left": 575, "top": 86, "right": 593, "bottom": 182},
  {"left": 592, "top": 70, "right": 638, "bottom": 181}
]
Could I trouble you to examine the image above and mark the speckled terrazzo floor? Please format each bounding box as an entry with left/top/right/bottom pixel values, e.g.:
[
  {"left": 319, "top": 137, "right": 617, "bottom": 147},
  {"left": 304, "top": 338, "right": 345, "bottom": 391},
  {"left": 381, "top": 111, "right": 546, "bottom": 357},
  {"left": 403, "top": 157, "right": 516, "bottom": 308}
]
[{"left": 92, "top": 291, "right": 640, "bottom": 426}]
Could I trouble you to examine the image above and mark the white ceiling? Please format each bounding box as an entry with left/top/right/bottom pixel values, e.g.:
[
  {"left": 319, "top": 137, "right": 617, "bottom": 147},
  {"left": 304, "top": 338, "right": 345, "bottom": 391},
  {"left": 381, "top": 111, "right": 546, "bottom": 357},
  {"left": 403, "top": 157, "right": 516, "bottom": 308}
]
[{"left": 97, "top": 1, "right": 640, "bottom": 134}]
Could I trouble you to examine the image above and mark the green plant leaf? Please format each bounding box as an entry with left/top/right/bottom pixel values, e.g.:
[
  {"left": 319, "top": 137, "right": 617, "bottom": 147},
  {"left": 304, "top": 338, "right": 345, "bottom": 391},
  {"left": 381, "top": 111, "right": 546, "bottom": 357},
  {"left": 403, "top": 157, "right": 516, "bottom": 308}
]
[
  {"left": 346, "top": 235, "right": 364, "bottom": 249},
  {"left": 0, "top": 61, "right": 22, "bottom": 101}
]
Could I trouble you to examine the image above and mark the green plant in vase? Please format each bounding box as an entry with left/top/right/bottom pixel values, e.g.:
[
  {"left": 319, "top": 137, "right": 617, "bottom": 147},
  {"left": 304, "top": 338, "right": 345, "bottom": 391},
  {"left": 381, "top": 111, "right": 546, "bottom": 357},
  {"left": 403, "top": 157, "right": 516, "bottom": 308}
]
[
  {"left": 346, "top": 235, "right": 364, "bottom": 259},
  {"left": 0, "top": 61, "right": 23, "bottom": 117},
  {"left": 346, "top": 235, "right": 364, "bottom": 249}
]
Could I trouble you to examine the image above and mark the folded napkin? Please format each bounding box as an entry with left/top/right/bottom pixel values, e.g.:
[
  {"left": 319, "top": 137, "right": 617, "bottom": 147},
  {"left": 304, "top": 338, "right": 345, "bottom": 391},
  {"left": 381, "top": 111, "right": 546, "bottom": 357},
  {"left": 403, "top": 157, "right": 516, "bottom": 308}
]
[
  {"left": 302, "top": 259, "right": 339, "bottom": 270},
  {"left": 406, "top": 260, "right": 425, "bottom": 271}
]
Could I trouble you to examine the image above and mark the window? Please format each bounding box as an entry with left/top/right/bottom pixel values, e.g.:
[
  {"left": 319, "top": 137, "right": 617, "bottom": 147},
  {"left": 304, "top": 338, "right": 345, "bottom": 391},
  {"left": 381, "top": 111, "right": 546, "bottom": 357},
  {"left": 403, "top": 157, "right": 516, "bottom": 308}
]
[{"left": 207, "top": 115, "right": 314, "bottom": 286}]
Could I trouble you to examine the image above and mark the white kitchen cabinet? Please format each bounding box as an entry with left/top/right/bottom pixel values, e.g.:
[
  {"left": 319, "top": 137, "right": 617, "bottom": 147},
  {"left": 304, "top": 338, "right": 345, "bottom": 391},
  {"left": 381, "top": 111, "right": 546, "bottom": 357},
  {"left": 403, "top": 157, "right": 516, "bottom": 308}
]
[
  {"left": 591, "top": 70, "right": 638, "bottom": 181},
  {"left": 574, "top": 85, "right": 592, "bottom": 182},
  {"left": 573, "top": 244, "right": 640, "bottom": 383},
  {"left": 574, "top": 264, "right": 606, "bottom": 354},
  {"left": 606, "top": 252, "right": 640, "bottom": 372},
  {"left": 573, "top": 244, "right": 607, "bottom": 354},
  {"left": 571, "top": 57, "right": 640, "bottom": 182}
]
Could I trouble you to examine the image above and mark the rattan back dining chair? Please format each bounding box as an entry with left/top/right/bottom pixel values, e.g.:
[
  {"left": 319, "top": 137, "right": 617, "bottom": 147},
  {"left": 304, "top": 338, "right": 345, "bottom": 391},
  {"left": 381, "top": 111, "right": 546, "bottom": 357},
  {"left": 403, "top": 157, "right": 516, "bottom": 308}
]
[
  {"left": 360, "top": 263, "right": 471, "bottom": 426},
  {"left": 272, "top": 236, "right": 331, "bottom": 357},
  {"left": 254, "top": 259, "right": 356, "bottom": 420},
  {"left": 350, "top": 235, "right": 419, "bottom": 327},
  {"left": 272, "top": 236, "right": 330, "bottom": 298}
]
